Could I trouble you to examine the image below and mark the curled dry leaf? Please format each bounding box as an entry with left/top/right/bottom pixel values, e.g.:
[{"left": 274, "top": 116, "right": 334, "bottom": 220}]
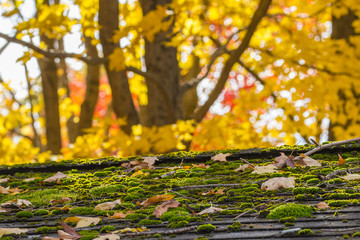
[
  {"left": 23, "top": 177, "right": 36, "bottom": 182},
  {"left": 261, "top": 177, "right": 295, "bottom": 191},
  {"left": 94, "top": 199, "right": 122, "bottom": 211},
  {"left": 0, "top": 178, "right": 9, "bottom": 183},
  {"left": 153, "top": 199, "right": 181, "bottom": 218},
  {"left": 0, "top": 228, "right": 28, "bottom": 237},
  {"left": 341, "top": 174, "right": 360, "bottom": 181},
  {"left": 0, "top": 186, "right": 22, "bottom": 195},
  {"left": 44, "top": 172, "right": 69, "bottom": 183},
  {"left": 141, "top": 194, "right": 174, "bottom": 208},
  {"left": 316, "top": 202, "right": 329, "bottom": 209},
  {"left": 252, "top": 164, "right": 278, "bottom": 174},
  {"left": 274, "top": 152, "right": 289, "bottom": 168},
  {"left": 58, "top": 230, "right": 80, "bottom": 240},
  {"left": 61, "top": 222, "right": 81, "bottom": 239},
  {"left": 198, "top": 206, "right": 224, "bottom": 215},
  {"left": 235, "top": 164, "right": 252, "bottom": 172},
  {"left": 76, "top": 216, "right": 101, "bottom": 228},
  {"left": 41, "top": 237, "right": 59, "bottom": 240},
  {"left": 211, "top": 153, "right": 231, "bottom": 162},
  {"left": 338, "top": 153, "right": 346, "bottom": 165},
  {"left": 1, "top": 199, "right": 33, "bottom": 208}
]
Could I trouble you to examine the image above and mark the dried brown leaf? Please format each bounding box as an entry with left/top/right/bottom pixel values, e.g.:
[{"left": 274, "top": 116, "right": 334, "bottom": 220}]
[
  {"left": 192, "top": 163, "right": 210, "bottom": 169},
  {"left": 235, "top": 164, "right": 252, "bottom": 172},
  {"left": 23, "top": 177, "right": 36, "bottom": 182},
  {"left": 316, "top": 202, "right": 329, "bottom": 209},
  {"left": 44, "top": 172, "right": 69, "bottom": 183},
  {"left": 142, "top": 156, "right": 159, "bottom": 167},
  {"left": 61, "top": 222, "right": 82, "bottom": 239},
  {"left": 0, "top": 228, "right": 28, "bottom": 237},
  {"left": 107, "top": 211, "right": 128, "bottom": 219},
  {"left": 341, "top": 174, "right": 360, "bottom": 181},
  {"left": 211, "top": 153, "right": 231, "bottom": 162},
  {"left": 141, "top": 194, "right": 174, "bottom": 208},
  {"left": 94, "top": 199, "right": 122, "bottom": 211},
  {"left": 274, "top": 152, "right": 289, "bottom": 168},
  {"left": 153, "top": 199, "right": 181, "bottom": 218},
  {"left": 198, "top": 206, "right": 224, "bottom": 215},
  {"left": 252, "top": 164, "right": 278, "bottom": 174},
  {"left": 299, "top": 154, "right": 322, "bottom": 167},
  {"left": 0, "top": 178, "right": 9, "bottom": 183},
  {"left": 261, "top": 177, "right": 295, "bottom": 191},
  {"left": 93, "top": 234, "right": 120, "bottom": 240},
  {"left": 58, "top": 230, "right": 80, "bottom": 240},
  {"left": 76, "top": 217, "right": 101, "bottom": 228}
]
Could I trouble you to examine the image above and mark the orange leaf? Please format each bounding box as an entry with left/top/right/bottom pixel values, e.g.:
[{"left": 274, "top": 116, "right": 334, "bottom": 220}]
[
  {"left": 107, "top": 212, "right": 127, "bottom": 219},
  {"left": 338, "top": 154, "right": 346, "bottom": 165},
  {"left": 141, "top": 194, "right": 174, "bottom": 208}
]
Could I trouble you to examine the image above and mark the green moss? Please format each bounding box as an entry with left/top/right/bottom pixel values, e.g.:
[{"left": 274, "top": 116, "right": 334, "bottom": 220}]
[
  {"left": 292, "top": 187, "right": 320, "bottom": 195},
  {"left": 99, "top": 225, "right": 116, "bottom": 233},
  {"left": 326, "top": 199, "right": 359, "bottom": 207},
  {"left": 284, "top": 222, "right": 294, "bottom": 226},
  {"left": 307, "top": 178, "right": 320, "bottom": 185},
  {"left": 93, "top": 171, "right": 111, "bottom": 177},
  {"left": 127, "top": 187, "right": 145, "bottom": 194},
  {"left": 78, "top": 230, "right": 99, "bottom": 240},
  {"left": 279, "top": 216, "right": 296, "bottom": 223},
  {"left": 328, "top": 178, "right": 343, "bottom": 184},
  {"left": 35, "top": 226, "right": 58, "bottom": 234},
  {"left": 266, "top": 203, "right": 314, "bottom": 219},
  {"left": 160, "top": 208, "right": 190, "bottom": 222},
  {"left": 343, "top": 234, "right": 350, "bottom": 239},
  {"left": 15, "top": 211, "right": 34, "bottom": 218},
  {"left": 69, "top": 207, "right": 94, "bottom": 215},
  {"left": 298, "top": 229, "right": 313, "bottom": 235},
  {"left": 323, "top": 193, "right": 350, "bottom": 199},
  {"left": 34, "top": 209, "right": 49, "bottom": 216},
  {"left": 197, "top": 224, "right": 216, "bottom": 233},
  {"left": 352, "top": 232, "right": 360, "bottom": 238},
  {"left": 167, "top": 220, "right": 189, "bottom": 228},
  {"left": 227, "top": 221, "right": 242, "bottom": 232},
  {"left": 89, "top": 184, "right": 124, "bottom": 197},
  {"left": 125, "top": 213, "right": 147, "bottom": 223},
  {"left": 203, "top": 179, "right": 220, "bottom": 184},
  {"left": 123, "top": 193, "right": 144, "bottom": 201},
  {"left": 0, "top": 236, "right": 14, "bottom": 240},
  {"left": 138, "top": 219, "right": 162, "bottom": 225},
  {"left": 1, "top": 189, "right": 77, "bottom": 206}
]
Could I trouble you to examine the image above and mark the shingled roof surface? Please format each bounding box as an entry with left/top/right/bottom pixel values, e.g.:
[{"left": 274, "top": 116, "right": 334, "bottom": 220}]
[{"left": 1, "top": 142, "right": 360, "bottom": 240}]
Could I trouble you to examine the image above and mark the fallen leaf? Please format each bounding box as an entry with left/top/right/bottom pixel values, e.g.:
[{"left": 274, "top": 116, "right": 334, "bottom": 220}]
[
  {"left": 142, "top": 156, "right": 159, "bottom": 167},
  {"left": 211, "top": 153, "right": 231, "bottom": 162},
  {"left": 41, "top": 237, "right": 59, "bottom": 240},
  {"left": 299, "top": 154, "right": 321, "bottom": 167},
  {"left": 316, "top": 202, "right": 329, "bottom": 209},
  {"left": 0, "top": 186, "right": 9, "bottom": 194},
  {"left": 338, "top": 153, "right": 346, "bottom": 165},
  {"left": 201, "top": 189, "right": 225, "bottom": 195},
  {"left": 235, "top": 164, "right": 252, "bottom": 172},
  {"left": 0, "top": 228, "right": 28, "bottom": 237},
  {"left": 182, "top": 166, "right": 191, "bottom": 169},
  {"left": 61, "top": 222, "right": 81, "bottom": 239},
  {"left": 153, "top": 199, "right": 181, "bottom": 218},
  {"left": 50, "top": 197, "right": 72, "bottom": 204},
  {"left": 341, "top": 174, "right": 360, "bottom": 181},
  {"left": 64, "top": 216, "right": 80, "bottom": 223},
  {"left": 261, "top": 177, "right": 295, "bottom": 191},
  {"left": 192, "top": 163, "right": 210, "bottom": 169},
  {"left": 76, "top": 217, "right": 101, "bottom": 228},
  {"left": 107, "top": 211, "right": 128, "bottom": 219},
  {"left": 274, "top": 152, "right": 289, "bottom": 168},
  {"left": 141, "top": 194, "right": 174, "bottom": 208},
  {"left": 252, "top": 164, "right": 278, "bottom": 174},
  {"left": 44, "top": 172, "right": 69, "bottom": 183},
  {"left": 1, "top": 199, "right": 33, "bottom": 209},
  {"left": 0, "top": 178, "right": 9, "bottom": 183},
  {"left": 198, "top": 206, "right": 224, "bottom": 215},
  {"left": 94, "top": 199, "right": 122, "bottom": 211},
  {"left": 23, "top": 177, "right": 36, "bottom": 182},
  {"left": 93, "top": 234, "right": 120, "bottom": 240},
  {"left": 118, "top": 227, "right": 149, "bottom": 233}
]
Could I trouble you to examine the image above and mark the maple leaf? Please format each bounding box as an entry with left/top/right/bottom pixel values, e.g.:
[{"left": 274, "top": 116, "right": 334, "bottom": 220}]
[
  {"left": 261, "top": 177, "right": 295, "bottom": 191},
  {"left": 211, "top": 153, "right": 231, "bottom": 162},
  {"left": 338, "top": 153, "right": 346, "bottom": 165},
  {"left": 274, "top": 152, "right": 295, "bottom": 168},
  {"left": 252, "top": 164, "right": 278, "bottom": 174},
  {"left": 44, "top": 172, "right": 69, "bottom": 184},
  {"left": 153, "top": 199, "right": 181, "bottom": 218},
  {"left": 141, "top": 194, "right": 174, "bottom": 208},
  {"left": 341, "top": 174, "right": 360, "bottom": 181},
  {"left": 316, "top": 202, "right": 329, "bottom": 209},
  {"left": 235, "top": 164, "right": 253, "bottom": 172},
  {"left": 94, "top": 199, "right": 122, "bottom": 211},
  {"left": 198, "top": 206, "right": 224, "bottom": 215}
]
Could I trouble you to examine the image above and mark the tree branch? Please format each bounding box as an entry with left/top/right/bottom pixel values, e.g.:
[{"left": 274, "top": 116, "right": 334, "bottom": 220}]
[
  {"left": 0, "top": 32, "right": 103, "bottom": 64},
  {"left": 194, "top": 0, "right": 272, "bottom": 122}
]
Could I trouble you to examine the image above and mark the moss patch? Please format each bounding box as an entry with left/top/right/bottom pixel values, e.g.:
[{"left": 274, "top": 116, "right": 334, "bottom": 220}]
[{"left": 266, "top": 203, "right": 314, "bottom": 219}]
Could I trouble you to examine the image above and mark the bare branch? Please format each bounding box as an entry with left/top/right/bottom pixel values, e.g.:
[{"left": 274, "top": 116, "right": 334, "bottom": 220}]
[
  {"left": 194, "top": 0, "right": 272, "bottom": 122},
  {"left": 0, "top": 32, "right": 103, "bottom": 64},
  {"left": 0, "top": 41, "right": 10, "bottom": 55}
]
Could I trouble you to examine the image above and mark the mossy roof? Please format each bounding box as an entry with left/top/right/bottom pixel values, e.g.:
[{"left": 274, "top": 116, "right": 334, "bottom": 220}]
[{"left": 1, "top": 143, "right": 360, "bottom": 239}]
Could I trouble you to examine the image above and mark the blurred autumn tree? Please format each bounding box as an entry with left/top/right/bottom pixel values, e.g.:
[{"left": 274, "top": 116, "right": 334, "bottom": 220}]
[{"left": 0, "top": 0, "right": 359, "bottom": 164}]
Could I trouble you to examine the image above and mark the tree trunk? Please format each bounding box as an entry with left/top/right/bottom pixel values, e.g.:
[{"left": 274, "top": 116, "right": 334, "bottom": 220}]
[
  {"left": 37, "top": 35, "right": 62, "bottom": 154},
  {"left": 77, "top": 36, "right": 100, "bottom": 136},
  {"left": 139, "top": 0, "right": 180, "bottom": 126},
  {"left": 99, "top": 0, "right": 139, "bottom": 134}
]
